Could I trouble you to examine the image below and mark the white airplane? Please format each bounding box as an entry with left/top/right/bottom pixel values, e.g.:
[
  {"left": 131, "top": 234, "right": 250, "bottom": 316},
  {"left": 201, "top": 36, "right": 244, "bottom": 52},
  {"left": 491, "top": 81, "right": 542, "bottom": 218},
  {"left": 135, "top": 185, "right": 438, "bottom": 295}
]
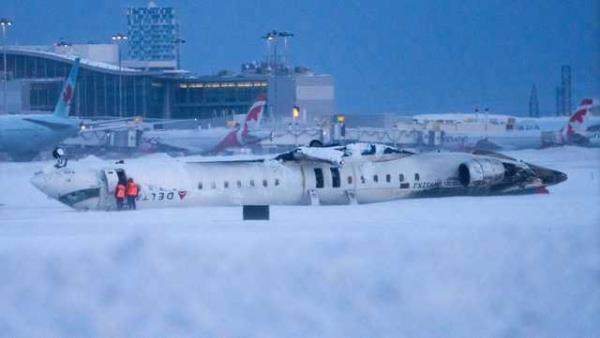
[
  {"left": 142, "top": 98, "right": 270, "bottom": 154},
  {"left": 419, "top": 98, "right": 599, "bottom": 151},
  {"left": 30, "top": 143, "right": 567, "bottom": 211},
  {"left": 555, "top": 98, "right": 600, "bottom": 147},
  {"left": 0, "top": 58, "right": 80, "bottom": 161}
]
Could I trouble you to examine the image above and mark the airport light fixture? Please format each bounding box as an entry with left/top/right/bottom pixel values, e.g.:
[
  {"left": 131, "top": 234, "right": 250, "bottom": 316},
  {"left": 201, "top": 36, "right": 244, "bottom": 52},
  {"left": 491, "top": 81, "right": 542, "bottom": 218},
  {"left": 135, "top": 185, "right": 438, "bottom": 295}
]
[
  {"left": 111, "top": 33, "right": 128, "bottom": 117},
  {"left": 1, "top": 18, "right": 12, "bottom": 114}
]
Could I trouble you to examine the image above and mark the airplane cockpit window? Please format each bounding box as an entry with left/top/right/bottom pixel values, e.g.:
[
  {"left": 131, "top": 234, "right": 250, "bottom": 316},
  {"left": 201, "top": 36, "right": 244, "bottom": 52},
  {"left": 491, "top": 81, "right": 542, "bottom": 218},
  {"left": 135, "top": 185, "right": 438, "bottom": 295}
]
[{"left": 58, "top": 188, "right": 100, "bottom": 207}]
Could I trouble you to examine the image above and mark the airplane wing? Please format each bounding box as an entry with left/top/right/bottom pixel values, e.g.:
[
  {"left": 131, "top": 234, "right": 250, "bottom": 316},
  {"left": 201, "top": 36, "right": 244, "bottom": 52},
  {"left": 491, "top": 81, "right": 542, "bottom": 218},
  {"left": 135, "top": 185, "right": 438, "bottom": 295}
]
[{"left": 22, "top": 118, "right": 76, "bottom": 130}]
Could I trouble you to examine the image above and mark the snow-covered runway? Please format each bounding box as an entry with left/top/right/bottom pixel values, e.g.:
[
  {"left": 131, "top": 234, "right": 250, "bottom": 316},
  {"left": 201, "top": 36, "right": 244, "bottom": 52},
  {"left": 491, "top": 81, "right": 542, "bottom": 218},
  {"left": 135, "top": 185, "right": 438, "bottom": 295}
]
[{"left": 0, "top": 147, "right": 599, "bottom": 337}]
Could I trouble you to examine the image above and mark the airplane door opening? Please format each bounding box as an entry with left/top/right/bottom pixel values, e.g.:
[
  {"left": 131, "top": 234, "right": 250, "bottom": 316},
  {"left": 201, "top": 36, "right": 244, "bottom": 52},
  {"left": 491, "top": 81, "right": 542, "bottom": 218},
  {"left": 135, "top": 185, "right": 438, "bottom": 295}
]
[
  {"left": 330, "top": 167, "right": 341, "bottom": 188},
  {"left": 314, "top": 168, "right": 324, "bottom": 188}
]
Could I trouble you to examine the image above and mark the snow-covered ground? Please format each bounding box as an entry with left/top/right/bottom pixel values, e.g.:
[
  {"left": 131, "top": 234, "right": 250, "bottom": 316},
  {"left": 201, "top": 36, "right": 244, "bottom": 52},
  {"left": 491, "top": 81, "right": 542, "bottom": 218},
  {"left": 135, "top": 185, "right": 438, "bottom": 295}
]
[{"left": 0, "top": 147, "right": 599, "bottom": 337}]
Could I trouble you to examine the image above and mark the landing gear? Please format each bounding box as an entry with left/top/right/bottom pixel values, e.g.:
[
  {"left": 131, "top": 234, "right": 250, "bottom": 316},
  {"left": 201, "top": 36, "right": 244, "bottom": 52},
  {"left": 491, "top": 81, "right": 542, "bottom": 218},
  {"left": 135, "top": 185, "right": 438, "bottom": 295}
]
[{"left": 53, "top": 147, "right": 68, "bottom": 168}]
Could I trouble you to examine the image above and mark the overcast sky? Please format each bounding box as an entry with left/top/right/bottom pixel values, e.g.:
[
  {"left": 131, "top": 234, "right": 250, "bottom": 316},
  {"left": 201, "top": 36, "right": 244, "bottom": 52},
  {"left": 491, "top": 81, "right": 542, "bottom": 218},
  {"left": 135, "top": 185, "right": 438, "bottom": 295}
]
[{"left": 1, "top": 0, "right": 598, "bottom": 115}]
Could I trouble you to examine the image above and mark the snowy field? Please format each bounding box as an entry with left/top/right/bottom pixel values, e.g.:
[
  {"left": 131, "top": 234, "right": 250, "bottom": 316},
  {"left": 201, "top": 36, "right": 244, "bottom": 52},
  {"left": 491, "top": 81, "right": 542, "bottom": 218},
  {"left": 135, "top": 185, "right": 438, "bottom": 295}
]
[{"left": 0, "top": 147, "right": 599, "bottom": 337}]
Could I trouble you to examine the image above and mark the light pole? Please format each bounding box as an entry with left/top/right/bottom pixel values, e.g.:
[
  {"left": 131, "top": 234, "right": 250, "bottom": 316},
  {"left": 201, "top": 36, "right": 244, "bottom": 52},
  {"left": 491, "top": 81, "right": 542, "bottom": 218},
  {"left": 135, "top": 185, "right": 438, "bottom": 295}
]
[
  {"left": 111, "top": 33, "right": 128, "bottom": 117},
  {"left": 173, "top": 38, "right": 185, "bottom": 70},
  {"left": 1, "top": 18, "right": 12, "bottom": 114}
]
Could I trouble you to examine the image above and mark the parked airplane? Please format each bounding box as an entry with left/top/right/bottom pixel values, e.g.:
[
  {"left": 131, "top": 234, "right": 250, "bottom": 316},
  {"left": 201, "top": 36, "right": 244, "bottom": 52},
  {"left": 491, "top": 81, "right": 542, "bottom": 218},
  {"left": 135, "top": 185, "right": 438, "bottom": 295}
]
[
  {"left": 31, "top": 143, "right": 567, "bottom": 211},
  {"left": 0, "top": 58, "right": 80, "bottom": 161},
  {"left": 557, "top": 98, "right": 599, "bottom": 147},
  {"left": 430, "top": 98, "right": 599, "bottom": 151},
  {"left": 142, "top": 98, "right": 270, "bottom": 154}
]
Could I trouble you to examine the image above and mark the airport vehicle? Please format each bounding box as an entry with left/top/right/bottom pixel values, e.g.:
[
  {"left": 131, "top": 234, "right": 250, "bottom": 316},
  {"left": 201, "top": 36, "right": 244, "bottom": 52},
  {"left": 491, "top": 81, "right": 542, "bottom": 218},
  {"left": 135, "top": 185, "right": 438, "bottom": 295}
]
[
  {"left": 30, "top": 143, "right": 567, "bottom": 210},
  {"left": 0, "top": 59, "right": 80, "bottom": 161},
  {"left": 142, "top": 98, "right": 270, "bottom": 154}
]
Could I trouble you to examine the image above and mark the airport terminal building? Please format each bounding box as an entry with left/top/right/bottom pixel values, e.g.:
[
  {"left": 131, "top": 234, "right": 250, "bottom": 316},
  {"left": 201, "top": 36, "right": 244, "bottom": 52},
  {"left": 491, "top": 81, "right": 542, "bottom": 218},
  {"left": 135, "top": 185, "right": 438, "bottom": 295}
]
[{"left": 0, "top": 46, "right": 335, "bottom": 123}]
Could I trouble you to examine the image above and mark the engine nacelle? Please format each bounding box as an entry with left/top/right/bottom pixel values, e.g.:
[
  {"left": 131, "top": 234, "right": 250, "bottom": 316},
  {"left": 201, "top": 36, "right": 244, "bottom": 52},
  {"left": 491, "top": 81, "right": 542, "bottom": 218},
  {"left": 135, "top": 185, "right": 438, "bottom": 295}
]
[{"left": 458, "top": 158, "right": 506, "bottom": 188}]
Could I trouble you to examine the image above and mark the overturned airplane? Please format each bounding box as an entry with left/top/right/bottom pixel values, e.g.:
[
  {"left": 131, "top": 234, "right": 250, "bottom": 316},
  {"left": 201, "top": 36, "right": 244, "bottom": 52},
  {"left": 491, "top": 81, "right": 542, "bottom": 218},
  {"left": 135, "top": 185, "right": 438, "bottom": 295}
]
[{"left": 31, "top": 143, "right": 567, "bottom": 210}]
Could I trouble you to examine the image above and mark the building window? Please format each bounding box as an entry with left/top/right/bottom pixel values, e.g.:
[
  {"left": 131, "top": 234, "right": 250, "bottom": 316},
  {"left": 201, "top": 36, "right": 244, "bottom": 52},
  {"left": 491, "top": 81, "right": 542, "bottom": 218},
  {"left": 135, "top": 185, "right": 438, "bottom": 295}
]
[
  {"left": 415, "top": 173, "right": 420, "bottom": 181},
  {"left": 330, "top": 168, "right": 341, "bottom": 188},
  {"left": 386, "top": 174, "right": 391, "bottom": 183},
  {"left": 198, "top": 182, "right": 203, "bottom": 190},
  {"left": 250, "top": 179, "right": 255, "bottom": 187},
  {"left": 211, "top": 182, "right": 216, "bottom": 189},
  {"left": 274, "top": 179, "right": 280, "bottom": 186},
  {"left": 237, "top": 180, "right": 242, "bottom": 188},
  {"left": 373, "top": 175, "right": 379, "bottom": 183},
  {"left": 360, "top": 176, "right": 366, "bottom": 184},
  {"left": 224, "top": 181, "right": 229, "bottom": 189},
  {"left": 399, "top": 174, "right": 405, "bottom": 182},
  {"left": 262, "top": 179, "right": 268, "bottom": 187},
  {"left": 348, "top": 176, "right": 353, "bottom": 184},
  {"left": 314, "top": 168, "right": 324, "bottom": 188}
]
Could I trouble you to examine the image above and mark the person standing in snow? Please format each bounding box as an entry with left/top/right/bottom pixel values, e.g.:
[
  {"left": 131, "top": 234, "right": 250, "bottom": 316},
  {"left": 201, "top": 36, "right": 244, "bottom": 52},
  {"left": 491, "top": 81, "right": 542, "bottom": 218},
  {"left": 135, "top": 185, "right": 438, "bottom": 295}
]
[
  {"left": 115, "top": 181, "right": 126, "bottom": 210},
  {"left": 126, "top": 178, "right": 139, "bottom": 210}
]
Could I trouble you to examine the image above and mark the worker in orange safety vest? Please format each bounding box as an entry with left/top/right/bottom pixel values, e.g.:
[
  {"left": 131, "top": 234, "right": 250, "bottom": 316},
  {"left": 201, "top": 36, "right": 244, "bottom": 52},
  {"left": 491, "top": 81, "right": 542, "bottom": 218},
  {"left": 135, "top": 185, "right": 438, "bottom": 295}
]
[
  {"left": 126, "top": 178, "right": 139, "bottom": 210},
  {"left": 115, "top": 181, "right": 126, "bottom": 210}
]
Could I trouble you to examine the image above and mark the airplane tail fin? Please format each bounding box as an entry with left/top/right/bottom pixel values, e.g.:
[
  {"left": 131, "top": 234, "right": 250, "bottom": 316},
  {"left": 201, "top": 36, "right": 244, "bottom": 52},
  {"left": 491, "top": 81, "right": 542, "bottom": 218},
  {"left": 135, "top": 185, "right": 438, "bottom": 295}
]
[
  {"left": 561, "top": 98, "right": 596, "bottom": 142},
  {"left": 52, "top": 58, "right": 80, "bottom": 118},
  {"left": 241, "top": 95, "right": 267, "bottom": 135}
]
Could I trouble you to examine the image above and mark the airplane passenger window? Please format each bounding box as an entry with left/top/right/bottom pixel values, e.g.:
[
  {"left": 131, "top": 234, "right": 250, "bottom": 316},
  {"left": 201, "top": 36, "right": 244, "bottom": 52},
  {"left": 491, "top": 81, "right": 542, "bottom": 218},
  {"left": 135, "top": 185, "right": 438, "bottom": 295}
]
[
  {"left": 314, "top": 168, "right": 324, "bottom": 188},
  {"left": 263, "top": 179, "right": 268, "bottom": 187},
  {"left": 237, "top": 180, "right": 242, "bottom": 188},
  {"left": 415, "top": 173, "right": 420, "bottom": 181},
  {"left": 198, "top": 182, "right": 203, "bottom": 190},
  {"left": 373, "top": 175, "right": 379, "bottom": 183},
  {"left": 330, "top": 168, "right": 341, "bottom": 188},
  {"left": 399, "top": 174, "right": 404, "bottom": 182},
  {"left": 386, "top": 174, "right": 391, "bottom": 183},
  {"left": 224, "top": 181, "right": 229, "bottom": 189}
]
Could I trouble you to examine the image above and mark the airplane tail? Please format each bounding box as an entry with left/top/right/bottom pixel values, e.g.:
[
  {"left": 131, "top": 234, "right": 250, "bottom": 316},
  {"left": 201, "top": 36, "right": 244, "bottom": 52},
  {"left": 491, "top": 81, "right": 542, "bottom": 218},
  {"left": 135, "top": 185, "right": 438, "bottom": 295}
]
[
  {"left": 560, "top": 98, "right": 596, "bottom": 143},
  {"left": 52, "top": 58, "right": 80, "bottom": 118},
  {"left": 241, "top": 96, "right": 267, "bottom": 136}
]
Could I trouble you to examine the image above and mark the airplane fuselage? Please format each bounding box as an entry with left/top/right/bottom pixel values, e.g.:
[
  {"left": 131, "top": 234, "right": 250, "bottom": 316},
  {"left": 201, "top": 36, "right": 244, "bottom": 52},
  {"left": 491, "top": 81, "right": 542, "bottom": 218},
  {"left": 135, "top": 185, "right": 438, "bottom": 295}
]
[
  {"left": 0, "top": 114, "right": 80, "bottom": 160},
  {"left": 31, "top": 146, "right": 567, "bottom": 211}
]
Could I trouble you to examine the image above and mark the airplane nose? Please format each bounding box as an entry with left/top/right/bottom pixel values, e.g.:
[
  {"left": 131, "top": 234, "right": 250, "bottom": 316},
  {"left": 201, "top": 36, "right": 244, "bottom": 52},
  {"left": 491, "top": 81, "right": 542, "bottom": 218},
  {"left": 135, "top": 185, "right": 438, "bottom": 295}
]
[{"left": 30, "top": 167, "right": 103, "bottom": 209}]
